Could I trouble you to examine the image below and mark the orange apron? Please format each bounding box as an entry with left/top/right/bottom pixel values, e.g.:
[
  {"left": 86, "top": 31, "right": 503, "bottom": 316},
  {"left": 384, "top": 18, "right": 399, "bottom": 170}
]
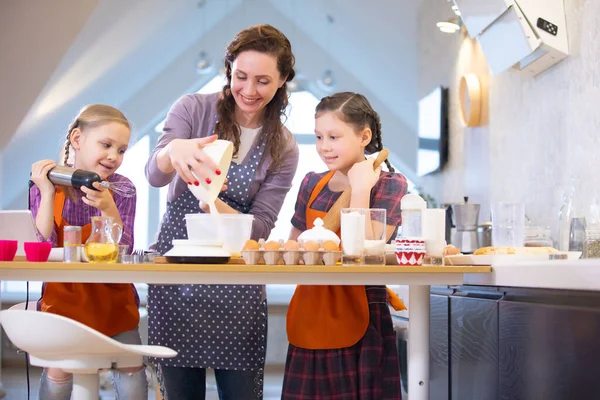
[
  {"left": 39, "top": 187, "right": 139, "bottom": 337},
  {"left": 286, "top": 171, "right": 406, "bottom": 350}
]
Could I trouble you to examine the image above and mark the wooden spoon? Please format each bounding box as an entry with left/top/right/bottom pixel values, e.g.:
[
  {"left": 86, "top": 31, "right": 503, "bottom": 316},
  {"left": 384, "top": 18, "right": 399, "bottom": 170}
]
[{"left": 321, "top": 149, "right": 390, "bottom": 232}]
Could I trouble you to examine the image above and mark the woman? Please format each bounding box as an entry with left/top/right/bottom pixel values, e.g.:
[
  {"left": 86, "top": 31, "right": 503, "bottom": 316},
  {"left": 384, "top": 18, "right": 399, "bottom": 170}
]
[{"left": 145, "top": 24, "right": 299, "bottom": 399}]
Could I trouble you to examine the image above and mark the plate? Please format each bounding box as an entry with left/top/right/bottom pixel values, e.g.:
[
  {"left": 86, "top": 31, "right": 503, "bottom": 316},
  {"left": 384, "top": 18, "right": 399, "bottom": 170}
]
[{"left": 445, "top": 251, "right": 582, "bottom": 266}]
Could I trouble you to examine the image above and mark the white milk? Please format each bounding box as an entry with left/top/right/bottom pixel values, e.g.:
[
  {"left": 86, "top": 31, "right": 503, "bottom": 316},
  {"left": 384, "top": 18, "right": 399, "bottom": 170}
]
[{"left": 341, "top": 211, "right": 366, "bottom": 255}]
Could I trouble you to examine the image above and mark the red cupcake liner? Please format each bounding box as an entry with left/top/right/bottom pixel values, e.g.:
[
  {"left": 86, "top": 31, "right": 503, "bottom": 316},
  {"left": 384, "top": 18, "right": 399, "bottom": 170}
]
[
  {"left": 24, "top": 242, "right": 52, "bottom": 262},
  {"left": 0, "top": 240, "right": 18, "bottom": 261},
  {"left": 396, "top": 250, "right": 426, "bottom": 266}
]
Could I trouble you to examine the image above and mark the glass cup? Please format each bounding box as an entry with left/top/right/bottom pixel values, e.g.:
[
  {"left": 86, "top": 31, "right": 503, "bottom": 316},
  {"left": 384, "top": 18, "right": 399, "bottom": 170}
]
[
  {"left": 421, "top": 208, "right": 446, "bottom": 265},
  {"left": 341, "top": 208, "right": 387, "bottom": 265},
  {"left": 117, "top": 245, "right": 130, "bottom": 263},
  {"left": 491, "top": 202, "right": 525, "bottom": 247}
]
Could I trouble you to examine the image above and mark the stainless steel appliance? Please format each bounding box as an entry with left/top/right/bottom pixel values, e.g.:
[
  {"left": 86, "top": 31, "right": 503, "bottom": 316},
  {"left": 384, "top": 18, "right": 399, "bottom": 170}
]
[{"left": 451, "top": 197, "right": 481, "bottom": 254}]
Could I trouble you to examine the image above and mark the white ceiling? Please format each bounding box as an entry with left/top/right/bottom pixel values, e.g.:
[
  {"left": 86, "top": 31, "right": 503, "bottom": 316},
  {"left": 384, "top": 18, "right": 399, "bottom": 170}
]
[{"left": 0, "top": 0, "right": 420, "bottom": 208}]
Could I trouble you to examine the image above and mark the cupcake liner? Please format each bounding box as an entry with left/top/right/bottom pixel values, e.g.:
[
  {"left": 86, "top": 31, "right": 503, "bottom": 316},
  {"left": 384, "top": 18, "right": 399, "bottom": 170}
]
[
  {"left": 0, "top": 240, "right": 18, "bottom": 261},
  {"left": 24, "top": 242, "right": 52, "bottom": 262},
  {"left": 396, "top": 250, "right": 426, "bottom": 266}
]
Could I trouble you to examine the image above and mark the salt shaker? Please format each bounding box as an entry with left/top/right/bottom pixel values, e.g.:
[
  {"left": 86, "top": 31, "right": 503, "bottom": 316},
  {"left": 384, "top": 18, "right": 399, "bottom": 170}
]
[{"left": 63, "top": 226, "right": 82, "bottom": 262}]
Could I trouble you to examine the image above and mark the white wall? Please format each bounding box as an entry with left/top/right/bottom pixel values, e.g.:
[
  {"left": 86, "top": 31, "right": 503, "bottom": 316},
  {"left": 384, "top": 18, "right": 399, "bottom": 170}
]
[{"left": 418, "top": 0, "right": 597, "bottom": 241}]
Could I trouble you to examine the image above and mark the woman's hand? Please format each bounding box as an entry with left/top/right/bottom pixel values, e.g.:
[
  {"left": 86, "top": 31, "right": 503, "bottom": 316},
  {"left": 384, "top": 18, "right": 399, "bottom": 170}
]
[
  {"left": 165, "top": 135, "right": 220, "bottom": 185},
  {"left": 30, "top": 160, "right": 57, "bottom": 196},
  {"left": 81, "top": 182, "right": 118, "bottom": 213},
  {"left": 348, "top": 158, "right": 381, "bottom": 194}
]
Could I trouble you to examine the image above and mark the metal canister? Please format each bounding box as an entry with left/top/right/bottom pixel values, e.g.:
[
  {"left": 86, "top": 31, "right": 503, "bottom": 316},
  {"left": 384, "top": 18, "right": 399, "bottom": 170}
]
[{"left": 63, "top": 226, "right": 82, "bottom": 262}]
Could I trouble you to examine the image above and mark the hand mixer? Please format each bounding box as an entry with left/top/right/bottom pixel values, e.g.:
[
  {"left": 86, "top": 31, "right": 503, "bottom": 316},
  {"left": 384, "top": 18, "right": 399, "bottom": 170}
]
[{"left": 43, "top": 166, "right": 136, "bottom": 198}]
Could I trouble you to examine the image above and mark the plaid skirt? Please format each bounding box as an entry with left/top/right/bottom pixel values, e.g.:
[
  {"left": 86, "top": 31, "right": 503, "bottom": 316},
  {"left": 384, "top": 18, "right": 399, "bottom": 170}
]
[{"left": 282, "top": 285, "right": 402, "bottom": 400}]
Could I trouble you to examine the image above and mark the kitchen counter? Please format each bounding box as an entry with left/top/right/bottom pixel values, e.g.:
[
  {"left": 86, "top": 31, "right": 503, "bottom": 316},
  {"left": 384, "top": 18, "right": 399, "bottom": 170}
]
[
  {"left": 463, "top": 258, "right": 600, "bottom": 291},
  {"left": 0, "top": 261, "right": 489, "bottom": 285},
  {"left": 0, "top": 260, "right": 490, "bottom": 400}
]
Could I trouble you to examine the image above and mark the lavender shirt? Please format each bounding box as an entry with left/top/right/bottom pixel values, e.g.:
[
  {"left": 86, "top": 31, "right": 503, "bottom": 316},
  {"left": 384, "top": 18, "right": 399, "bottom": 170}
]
[
  {"left": 145, "top": 93, "right": 299, "bottom": 240},
  {"left": 29, "top": 173, "right": 137, "bottom": 251}
]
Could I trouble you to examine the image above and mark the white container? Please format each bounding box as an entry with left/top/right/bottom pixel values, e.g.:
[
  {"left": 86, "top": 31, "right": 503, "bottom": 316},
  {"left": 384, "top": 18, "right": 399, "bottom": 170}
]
[
  {"left": 188, "top": 140, "right": 234, "bottom": 205},
  {"left": 185, "top": 213, "right": 254, "bottom": 256}
]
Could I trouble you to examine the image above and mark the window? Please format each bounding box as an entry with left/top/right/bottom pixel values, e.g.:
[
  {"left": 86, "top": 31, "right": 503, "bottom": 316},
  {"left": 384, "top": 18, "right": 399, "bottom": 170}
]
[{"left": 116, "top": 135, "right": 150, "bottom": 250}]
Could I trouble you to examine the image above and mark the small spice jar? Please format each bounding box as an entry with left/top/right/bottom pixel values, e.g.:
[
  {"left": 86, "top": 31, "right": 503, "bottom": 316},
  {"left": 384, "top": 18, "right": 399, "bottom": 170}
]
[
  {"left": 584, "top": 224, "right": 600, "bottom": 258},
  {"left": 63, "top": 226, "right": 82, "bottom": 262}
]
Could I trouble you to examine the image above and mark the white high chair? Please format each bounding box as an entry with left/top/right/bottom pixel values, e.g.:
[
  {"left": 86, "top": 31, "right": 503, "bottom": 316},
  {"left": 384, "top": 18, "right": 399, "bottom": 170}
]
[{"left": 0, "top": 302, "right": 177, "bottom": 400}]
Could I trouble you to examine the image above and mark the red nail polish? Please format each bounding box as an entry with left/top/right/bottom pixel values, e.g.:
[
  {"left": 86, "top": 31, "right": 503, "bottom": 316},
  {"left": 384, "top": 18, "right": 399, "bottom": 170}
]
[
  {"left": 187, "top": 182, "right": 192, "bottom": 185},
  {"left": 215, "top": 169, "right": 221, "bottom": 175},
  {"left": 194, "top": 181, "right": 199, "bottom": 186},
  {"left": 206, "top": 178, "right": 212, "bottom": 184}
]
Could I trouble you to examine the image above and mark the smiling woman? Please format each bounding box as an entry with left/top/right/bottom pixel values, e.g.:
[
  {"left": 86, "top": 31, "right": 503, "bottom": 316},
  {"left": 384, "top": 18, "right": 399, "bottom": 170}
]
[{"left": 145, "top": 23, "right": 299, "bottom": 400}]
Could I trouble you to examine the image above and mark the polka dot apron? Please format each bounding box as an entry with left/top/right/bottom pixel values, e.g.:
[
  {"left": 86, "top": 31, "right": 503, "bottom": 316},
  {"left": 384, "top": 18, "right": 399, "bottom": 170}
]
[{"left": 149, "top": 131, "right": 268, "bottom": 388}]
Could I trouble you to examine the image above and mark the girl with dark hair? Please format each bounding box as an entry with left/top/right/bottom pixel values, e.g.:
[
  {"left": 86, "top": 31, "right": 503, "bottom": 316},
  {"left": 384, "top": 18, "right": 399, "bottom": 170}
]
[
  {"left": 145, "top": 24, "right": 299, "bottom": 399},
  {"left": 283, "top": 92, "right": 407, "bottom": 399}
]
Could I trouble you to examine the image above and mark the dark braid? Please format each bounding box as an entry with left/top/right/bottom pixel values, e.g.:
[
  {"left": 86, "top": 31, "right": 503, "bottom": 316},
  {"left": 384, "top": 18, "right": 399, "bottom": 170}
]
[
  {"left": 366, "top": 111, "right": 394, "bottom": 172},
  {"left": 315, "top": 92, "right": 394, "bottom": 172}
]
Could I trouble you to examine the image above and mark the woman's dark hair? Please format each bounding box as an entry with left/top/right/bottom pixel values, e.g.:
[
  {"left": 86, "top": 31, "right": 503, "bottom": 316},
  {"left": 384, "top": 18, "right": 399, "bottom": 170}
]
[
  {"left": 315, "top": 92, "right": 394, "bottom": 172},
  {"left": 215, "top": 24, "right": 296, "bottom": 171}
]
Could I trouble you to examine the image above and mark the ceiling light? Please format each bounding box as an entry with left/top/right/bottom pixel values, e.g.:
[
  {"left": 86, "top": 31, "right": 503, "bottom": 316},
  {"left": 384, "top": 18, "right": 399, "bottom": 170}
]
[
  {"left": 437, "top": 21, "right": 460, "bottom": 34},
  {"left": 196, "top": 51, "right": 213, "bottom": 74},
  {"left": 317, "top": 69, "right": 336, "bottom": 92}
]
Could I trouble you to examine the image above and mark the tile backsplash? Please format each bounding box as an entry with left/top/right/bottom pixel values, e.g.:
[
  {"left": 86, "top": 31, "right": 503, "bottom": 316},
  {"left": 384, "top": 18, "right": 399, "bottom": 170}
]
[{"left": 418, "top": 0, "right": 600, "bottom": 241}]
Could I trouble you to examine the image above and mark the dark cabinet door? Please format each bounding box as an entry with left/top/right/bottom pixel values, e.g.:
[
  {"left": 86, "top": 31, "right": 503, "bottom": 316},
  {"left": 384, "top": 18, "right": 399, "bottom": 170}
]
[
  {"left": 499, "top": 300, "right": 600, "bottom": 400},
  {"left": 450, "top": 295, "right": 499, "bottom": 400},
  {"left": 430, "top": 294, "right": 449, "bottom": 400}
]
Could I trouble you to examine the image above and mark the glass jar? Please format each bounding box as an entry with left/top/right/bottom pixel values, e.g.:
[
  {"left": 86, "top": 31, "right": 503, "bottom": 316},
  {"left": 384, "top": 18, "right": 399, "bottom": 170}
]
[
  {"left": 523, "top": 226, "right": 553, "bottom": 247},
  {"left": 83, "top": 216, "right": 122, "bottom": 263},
  {"left": 63, "top": 226, "right": 82, "bottom": 262},
  {"left": 584, "top": 224, "right": 600, "bottom": 258}
]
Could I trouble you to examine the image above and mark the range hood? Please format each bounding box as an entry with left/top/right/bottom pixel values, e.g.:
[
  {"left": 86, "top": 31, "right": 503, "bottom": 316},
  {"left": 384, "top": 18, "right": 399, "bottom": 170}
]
[{"left": 453, "top": 0, "right": 569, "bottom": 76}]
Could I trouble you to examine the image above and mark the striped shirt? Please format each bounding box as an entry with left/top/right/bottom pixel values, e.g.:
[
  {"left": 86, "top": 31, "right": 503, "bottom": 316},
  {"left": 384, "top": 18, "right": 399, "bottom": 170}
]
[{"left": 28, "top": 173, "right": 136, "bottom": 251}]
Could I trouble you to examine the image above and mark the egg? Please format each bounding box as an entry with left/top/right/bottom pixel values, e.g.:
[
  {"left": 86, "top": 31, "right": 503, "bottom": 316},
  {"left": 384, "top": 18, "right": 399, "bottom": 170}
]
[
  {"left": 264, "top": 241, "right": 282, "bottom": 251},
  {"left": 243, "top": 239, "right": 260, "bottom": 251},
  {"left": 283, "top": 240, "right": 300, "bottom": 251},
  {"left": 302, "top": 240, "right": 320, "bottom": 251},
  {"left": 322, "top": 240, "right": 340, "bottom": 251}
]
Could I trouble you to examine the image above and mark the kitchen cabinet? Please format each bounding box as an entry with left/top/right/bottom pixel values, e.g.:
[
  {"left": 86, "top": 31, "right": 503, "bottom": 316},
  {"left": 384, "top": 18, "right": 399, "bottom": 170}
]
[
  {"left": 498, "top": 298, "right": 600, "bottom": 400},
  {"left": 430, "top": 293, "right": 450, "bottom": 400},
  {"left": 449, "top": 290, "right": 500, "bottom": 400}
]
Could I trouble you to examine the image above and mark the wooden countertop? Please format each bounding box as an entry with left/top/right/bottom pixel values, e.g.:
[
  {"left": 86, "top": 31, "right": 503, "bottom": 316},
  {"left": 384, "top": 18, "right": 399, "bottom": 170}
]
[{"left": 0, "top": 260, "right": 490, "bottom": 286}]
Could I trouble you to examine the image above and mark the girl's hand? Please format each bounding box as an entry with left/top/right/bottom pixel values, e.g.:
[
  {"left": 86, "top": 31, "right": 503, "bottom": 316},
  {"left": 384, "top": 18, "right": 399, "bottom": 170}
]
[
  {"left": 81, "top": 182, "right": 117, "bottom": 213},
  {"left": 348, "top": 158, "right": 381, "bottom": 194},
  {"left": 167, "top": 135, "right": 220, "bottom": 185},
  {"left": 31, "top": 160, "right": 57, "bottom": 196}
]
